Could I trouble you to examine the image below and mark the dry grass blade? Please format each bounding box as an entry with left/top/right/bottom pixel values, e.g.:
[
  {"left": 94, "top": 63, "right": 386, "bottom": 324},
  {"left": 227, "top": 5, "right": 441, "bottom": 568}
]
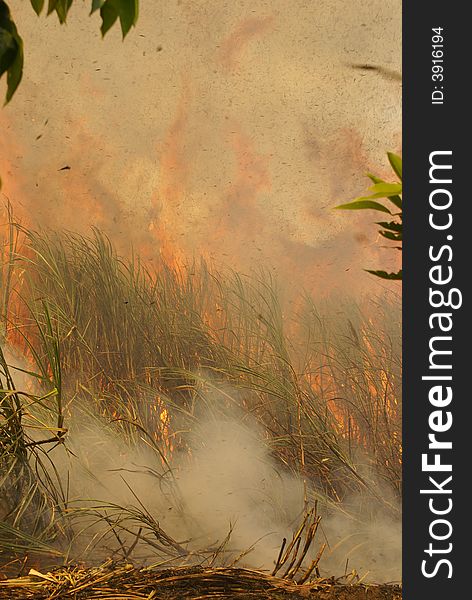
[{"left": 0, "top": 563, "right": 402, "bottom": 599}]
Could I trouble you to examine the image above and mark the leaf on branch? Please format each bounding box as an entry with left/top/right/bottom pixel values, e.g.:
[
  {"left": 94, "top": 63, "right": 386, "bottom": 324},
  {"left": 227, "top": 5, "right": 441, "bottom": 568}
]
[
  {"left": 376, "top": 221, "right": 402, "bottom": 233},
  {"left": 388, "top": 195, "right": 402, "bottom": 210},
  {"left": 91, "top": 0, "right": 106, "bottom": 12},
  {"left": 30, "top": 0, "right": 45, "bottom": 15},
  {"left": 100, "top": 0, "right": 139, "bottom": 38},
  {"left": 365, "top": 175, "right": 402, "bottom": 208},
  {"left": 116, "top": 0, "right": 139, "bottom": 37},
  {"left": 100, "top": 1, "right": 118, "bottom": 36},
  {"left": 367, "top": 182, "right": 402, "bottom": 197},
  {"left": 334, "top": 199, "right": 392, "bottom": 214},
  {"left": 52, "top": 0, "right": 73, "bottom": 24},
  {"left": 366, "top": 173, "right": 385, "bottom": 185},
  {"left": 334, "top": 152, "right": 403, "bottom": 283},
  {"left": 387, "top": 152, "right": 402, "bottom": 181},
  {"left": 0, "top": 27, "right": 16, "bottom": 76},
  {"left": 0, "top": 1, "right": 24, "bottom": 103},
  {"left": 379, "top": 230, "right": 402, "bottom": 241}
]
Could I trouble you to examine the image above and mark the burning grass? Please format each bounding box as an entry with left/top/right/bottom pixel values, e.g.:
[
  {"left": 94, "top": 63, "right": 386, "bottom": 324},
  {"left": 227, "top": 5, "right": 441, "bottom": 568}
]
[{"left": 1, "top": 209, "right": 401, "bottom": 587}]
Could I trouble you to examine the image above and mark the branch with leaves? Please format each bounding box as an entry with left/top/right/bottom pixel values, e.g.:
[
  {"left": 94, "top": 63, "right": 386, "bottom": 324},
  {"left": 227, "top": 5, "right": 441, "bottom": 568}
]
[
  {"left": 335, "top": 152, "right": 402, "bottom": 281},
  {"left": 0, "top": 0, "right": 139, "bottom": 104}
]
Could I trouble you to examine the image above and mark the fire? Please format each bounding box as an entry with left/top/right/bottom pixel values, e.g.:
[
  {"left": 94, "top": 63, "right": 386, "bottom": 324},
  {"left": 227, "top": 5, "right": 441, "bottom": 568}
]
[
  {"left": 1, "top": 216, "right": 31, "bottom": 354},
  {"left": 210, "top": 125, "right": 271, "bottom": 256},
  {"left": 149, "top": 80, "right": 191, "bottom": 270},
  {"left": 2, "top": 77, "right": 399, "bottom": 301},
  {"left": 152, "top": 397, "right": 173, "bottom": 459},
  {"left": 305, "top": 320, "right": 401, "bottom": 467}
]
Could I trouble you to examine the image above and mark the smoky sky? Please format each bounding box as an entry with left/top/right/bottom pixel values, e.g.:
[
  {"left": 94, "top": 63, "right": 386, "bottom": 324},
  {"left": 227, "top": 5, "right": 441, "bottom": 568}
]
[{"left": 0, "top": 0, "right": 401, "bottom": 297}]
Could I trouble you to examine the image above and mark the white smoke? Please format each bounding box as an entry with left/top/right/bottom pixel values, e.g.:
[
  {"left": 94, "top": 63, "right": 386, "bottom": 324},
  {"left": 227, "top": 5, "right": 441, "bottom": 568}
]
[{"left": 49, "top": 400, "right": 400, "bottom": 582}]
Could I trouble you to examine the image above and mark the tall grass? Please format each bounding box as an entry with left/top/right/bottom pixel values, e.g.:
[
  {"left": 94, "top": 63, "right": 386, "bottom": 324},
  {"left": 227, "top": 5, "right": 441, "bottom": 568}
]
[{"left": 0, "top": 213, "right": 401, "bottom": 567}]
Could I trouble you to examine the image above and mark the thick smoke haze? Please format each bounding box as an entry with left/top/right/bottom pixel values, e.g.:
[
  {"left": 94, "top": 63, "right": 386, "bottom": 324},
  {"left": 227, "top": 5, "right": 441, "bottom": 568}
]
[
  {"left": 51, "top": 402, "right": 401, "bottom": 583},
  {"left": 1, "top": 0, "right": 401, "bottom": 297}
]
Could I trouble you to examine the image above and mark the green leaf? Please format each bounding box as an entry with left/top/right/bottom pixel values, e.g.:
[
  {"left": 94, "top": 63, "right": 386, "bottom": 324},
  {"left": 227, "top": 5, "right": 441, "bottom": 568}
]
[
  {"left": 100, "top": 1, "right": 118, "bottom": 36},
  {"left": 355, "top": 191, "right": 401, "bottom": 201},
  {"left": 366, "top": 173, "right": 385, "bottom": 185},
  {"left": 53, "top": 0, "right": 73, "bottom": 23},
  {"left": 5, "top": 35, "right": 22, "bottom": 103},
  {"left": 376, "top": 221, "right": 402, "bottom": 233},
  {"left": 30, "top": 0, "right": 45, "bottom": 15},
  {"left": 379, "top": 230, "right": 402, "bottom": 241},
  {"left": 388, "top": 195, "right": 402, "bottom": 210},
  {"left": 368, "top": 182, "right": 402, "bottom": 196},
  {"left": 0, "top": 1, "right": 24, "bottom": 103},
  {"left": 47, "top": 0, "right": 59, "bottom": 15},
  {"left": 335, "top": 199, "right": 391, "bottom": 214},
  {"left": 387, "top": 152, "right": 402, "bottom": 181},
  {"left": 365, "top": 269, "right": 402, "bottom": 280},
  {"left": 0, "top": 27, "right": 17, "bottom": 77},
  {"left": 91, "top": 0, "right": 106, "bottom": 12},
  {"left": 335, "top": 152, "right": 403, "bottom": 282},
  {"left": 115, "top": 0, "right": 139, "bottom": 37},
  {"left": 100, "top": 0, "right": 138, "bottom": 38}
]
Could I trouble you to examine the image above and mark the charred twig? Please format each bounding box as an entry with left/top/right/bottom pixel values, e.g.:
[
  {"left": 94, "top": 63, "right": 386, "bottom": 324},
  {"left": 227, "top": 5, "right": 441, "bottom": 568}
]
[
  {"left": 272, "top": 507, "right": 325, "bottom": 584},
  {"left": 271, "top": 537, "right": 286, "bottom": 576}
]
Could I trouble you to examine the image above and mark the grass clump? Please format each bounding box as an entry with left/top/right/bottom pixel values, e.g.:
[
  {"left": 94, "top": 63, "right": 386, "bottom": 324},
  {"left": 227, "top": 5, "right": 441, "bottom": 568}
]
[{"left": 0, "top": 211, "right": 401, "bottom": 573}]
